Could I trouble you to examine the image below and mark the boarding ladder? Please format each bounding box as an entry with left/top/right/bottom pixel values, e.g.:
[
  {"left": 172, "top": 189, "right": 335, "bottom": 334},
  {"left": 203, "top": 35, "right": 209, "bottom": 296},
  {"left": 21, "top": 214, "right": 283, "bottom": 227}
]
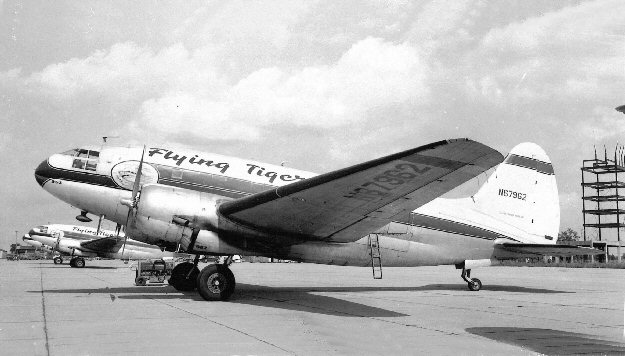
[{"left": 369, "top": 234, "right": 383, "bottom": 279}]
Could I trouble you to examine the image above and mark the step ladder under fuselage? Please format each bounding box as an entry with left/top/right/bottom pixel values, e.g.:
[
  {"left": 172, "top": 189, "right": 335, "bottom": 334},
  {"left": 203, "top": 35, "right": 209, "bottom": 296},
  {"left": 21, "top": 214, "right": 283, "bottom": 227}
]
[{"left": 369, "top": 234, "right": 382, "bottom": 279}]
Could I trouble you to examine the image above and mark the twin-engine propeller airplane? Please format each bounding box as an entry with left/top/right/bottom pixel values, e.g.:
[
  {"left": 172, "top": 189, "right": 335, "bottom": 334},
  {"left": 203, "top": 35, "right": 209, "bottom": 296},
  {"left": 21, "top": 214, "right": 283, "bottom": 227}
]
[
  {"left": 35, "top": 138, "right": 600, "bottom": 300},
  {"left": 24, "top": 224, "right": 188, "bottom": 267}
]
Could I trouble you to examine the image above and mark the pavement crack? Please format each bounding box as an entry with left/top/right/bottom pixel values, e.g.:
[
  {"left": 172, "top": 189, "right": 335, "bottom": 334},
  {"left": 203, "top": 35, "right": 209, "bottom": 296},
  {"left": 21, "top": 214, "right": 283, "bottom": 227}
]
[
  {"left": 149, "top": 297, "right": 295, "bottom": 355},
  {"left": 39, "top": 262, "right": 51, "bottom": 356}
]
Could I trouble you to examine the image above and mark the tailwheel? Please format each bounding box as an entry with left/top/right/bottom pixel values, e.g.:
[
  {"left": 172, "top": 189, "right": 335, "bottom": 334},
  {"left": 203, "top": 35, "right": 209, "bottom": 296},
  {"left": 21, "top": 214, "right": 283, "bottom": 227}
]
[
  {"left": 169, "top": 262, "right": 199, "bottom": 291},
  {"left": 197, "top": 264, "right": 235, "bottom": 301},
  {"left": 468, "top": 278, "right": 482, "bottom": 291},
  {"left": 461, "top": 267, "right": 482, "bottom": 291}
]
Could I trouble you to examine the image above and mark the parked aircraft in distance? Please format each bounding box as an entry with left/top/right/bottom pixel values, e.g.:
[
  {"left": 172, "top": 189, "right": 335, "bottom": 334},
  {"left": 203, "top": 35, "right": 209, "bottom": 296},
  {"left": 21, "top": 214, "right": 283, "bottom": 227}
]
[
  {"left": 25, "top": 224, "right": 188, "bottom": 267},
  {"left": 22, "top": 234, "right": 48, "bottom": 250},
  {"left": 34, "top": 138, "right": 600, "bottom": 300}
]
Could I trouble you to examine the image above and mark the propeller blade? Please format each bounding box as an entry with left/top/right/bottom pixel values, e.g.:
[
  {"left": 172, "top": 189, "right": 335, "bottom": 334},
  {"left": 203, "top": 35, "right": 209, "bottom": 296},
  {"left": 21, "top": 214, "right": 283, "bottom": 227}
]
[
  {"left": 132, "top": 145, "right": 146, "bottom": 200},
  {"left": 122, "top": 145, "right": 146, "bottom": 257}
]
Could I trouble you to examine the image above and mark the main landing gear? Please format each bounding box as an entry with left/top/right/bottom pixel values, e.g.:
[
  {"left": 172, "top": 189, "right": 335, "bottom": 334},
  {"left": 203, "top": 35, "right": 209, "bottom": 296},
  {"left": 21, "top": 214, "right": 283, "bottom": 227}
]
[
  {"left": 461, "top": 267, "right": 482, "bottom": 291},
  {"left": 168, "top": 255, "right": 236, "bottom": 301},
  {"left": 69, "top": 257, "right": 86, "bottom": 268},
  {"left": 168, "top": 255, "right": 200, "bottom": 291},
  {"left": 196, "top": 262, "right": 235, "bottom": 301}
]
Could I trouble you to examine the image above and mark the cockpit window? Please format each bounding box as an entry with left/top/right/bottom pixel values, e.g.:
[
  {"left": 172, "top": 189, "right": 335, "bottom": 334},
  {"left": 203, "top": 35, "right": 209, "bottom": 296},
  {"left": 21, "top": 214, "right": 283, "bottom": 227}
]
[
  {"left": 61, "top": 149, "right": 80, "bottom": 156},
  {"left": 65, "top": 148, "right": 100, "bottom": 171}
]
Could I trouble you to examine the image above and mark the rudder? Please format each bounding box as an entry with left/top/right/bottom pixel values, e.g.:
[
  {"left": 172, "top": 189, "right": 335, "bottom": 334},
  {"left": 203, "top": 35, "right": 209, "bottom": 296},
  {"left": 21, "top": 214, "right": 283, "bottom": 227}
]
[{"left": 471, "top": 142, "right": 560, "bottom": 242}]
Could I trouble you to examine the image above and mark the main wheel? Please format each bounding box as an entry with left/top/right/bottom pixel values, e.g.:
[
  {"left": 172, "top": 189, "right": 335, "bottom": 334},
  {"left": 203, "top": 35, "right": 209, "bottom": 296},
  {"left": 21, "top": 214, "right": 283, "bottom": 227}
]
[
  {"left": 53, "top": 257, "right": 63, "bottom": 264},
  {"left": 74, "top": 257, "right": 86, "bottom": 268},
  {"left": 168, "top": 262, "right": 199, "bottom": 291},
  {"left": 197, "top": 264, "right": 235, "bottom": 301},
  {"left": 69, "top": 258, "right": 76, "bottom": 267},
  {"left": 468, "top": 278, "right": 482, "bottom": 291}
]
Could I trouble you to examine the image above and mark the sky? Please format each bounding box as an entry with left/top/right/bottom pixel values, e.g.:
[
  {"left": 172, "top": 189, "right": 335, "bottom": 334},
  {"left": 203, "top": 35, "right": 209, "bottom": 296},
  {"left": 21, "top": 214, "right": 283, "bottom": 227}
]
[{"left": 1, "top": 0, "right": 625, "bottom": 249}]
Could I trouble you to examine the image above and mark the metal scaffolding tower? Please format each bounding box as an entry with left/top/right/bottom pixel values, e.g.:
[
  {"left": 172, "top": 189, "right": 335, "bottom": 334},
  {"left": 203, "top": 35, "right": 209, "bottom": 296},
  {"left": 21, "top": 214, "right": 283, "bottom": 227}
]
[{"left": 581, "top": 147, "right": 625, "bottom": 261}]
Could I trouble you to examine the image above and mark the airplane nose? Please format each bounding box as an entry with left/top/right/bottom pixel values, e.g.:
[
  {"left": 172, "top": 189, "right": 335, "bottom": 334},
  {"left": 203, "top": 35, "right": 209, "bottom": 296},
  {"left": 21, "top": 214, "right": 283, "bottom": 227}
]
[{"left": 34, "top": 160, "right": 52, "bottom": 187}]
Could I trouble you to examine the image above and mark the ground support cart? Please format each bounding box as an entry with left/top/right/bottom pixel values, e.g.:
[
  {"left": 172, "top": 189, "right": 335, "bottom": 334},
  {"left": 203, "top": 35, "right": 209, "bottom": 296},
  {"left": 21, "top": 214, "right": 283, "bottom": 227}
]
[{"left": 132, "top": 259, "right": 174, "bottom": 286}]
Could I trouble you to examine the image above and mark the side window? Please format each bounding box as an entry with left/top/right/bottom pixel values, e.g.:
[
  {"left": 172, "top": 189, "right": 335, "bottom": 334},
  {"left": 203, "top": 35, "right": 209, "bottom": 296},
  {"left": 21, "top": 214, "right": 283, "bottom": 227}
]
[
  {"left": 85, "top": 151, "right": 99, "bottom": 171},
  {"left": 72, "top": 157, "right": 86, "bottom": 169}
]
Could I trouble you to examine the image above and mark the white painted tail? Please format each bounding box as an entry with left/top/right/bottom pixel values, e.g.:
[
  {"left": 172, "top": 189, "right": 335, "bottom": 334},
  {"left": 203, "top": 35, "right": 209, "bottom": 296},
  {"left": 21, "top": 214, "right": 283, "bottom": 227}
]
[{"left": 471, "top": 142, "right": 560, "bottom": 242}]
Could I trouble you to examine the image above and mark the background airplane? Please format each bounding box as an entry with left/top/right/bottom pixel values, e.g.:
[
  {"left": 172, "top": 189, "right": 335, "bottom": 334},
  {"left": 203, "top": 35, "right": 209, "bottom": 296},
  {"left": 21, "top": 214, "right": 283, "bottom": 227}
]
[
  {"left": 22, "top": 234, "right": 48, "bottom": 250},
  {"left": 25, "top": 224, "right": 189, "bottom": 267},
  {"left": 34, "top": 138, "right": 600, "bottom": 299}
]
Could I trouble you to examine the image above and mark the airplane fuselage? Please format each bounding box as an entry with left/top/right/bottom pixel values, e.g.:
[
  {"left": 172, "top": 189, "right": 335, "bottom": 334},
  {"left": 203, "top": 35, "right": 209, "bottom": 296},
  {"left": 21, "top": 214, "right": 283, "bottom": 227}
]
[
  {"left": 35, "top": 145, "right": 554, "bottom": 268},
  {"left": 27, "top": 224, "right": 183, "bottom": 260}
]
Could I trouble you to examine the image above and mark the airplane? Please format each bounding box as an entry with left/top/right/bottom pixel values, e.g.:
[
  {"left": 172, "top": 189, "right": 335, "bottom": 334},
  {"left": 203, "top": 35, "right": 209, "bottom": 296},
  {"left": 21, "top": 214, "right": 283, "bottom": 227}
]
[
  {"left": 22, "top": 233, "right": 48, "bottom": 250},
  {"left": 34, "top": 138, "right": 600, "bottom": 300},
  {"left": 25, "top": 224, "right": 189, "bottom": 267}
]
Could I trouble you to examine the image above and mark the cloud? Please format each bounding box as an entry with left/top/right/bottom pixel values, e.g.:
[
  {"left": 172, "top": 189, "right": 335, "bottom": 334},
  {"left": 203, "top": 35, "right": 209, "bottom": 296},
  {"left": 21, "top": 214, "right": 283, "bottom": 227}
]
[
  {"left": 0, "top": 132, "right": 9, "bottom": 153},
  {"left": 578, "top": 106, "right": 625, "bottom": 141},
  {"left": 464, "top": 0, "right": 625, "bottom": 104},
  {"left": 130, "top": 37, "right": 430, "bottom": 141},
  {"left": 26, "top": 42, "right": 225, "bottom": 101}
]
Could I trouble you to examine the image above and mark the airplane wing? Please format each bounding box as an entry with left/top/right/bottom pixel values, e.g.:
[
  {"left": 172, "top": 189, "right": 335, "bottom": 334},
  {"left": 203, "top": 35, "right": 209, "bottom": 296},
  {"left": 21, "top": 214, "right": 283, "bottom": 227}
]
[
  {"left": 80, "top": 237, "right": 119, "bottom": 251},
  {"left": 495, "top": 243, "right": 603, "bottom": 258},
  {"left": 219, "top": 138, "right": 504, "bottom": 243}
]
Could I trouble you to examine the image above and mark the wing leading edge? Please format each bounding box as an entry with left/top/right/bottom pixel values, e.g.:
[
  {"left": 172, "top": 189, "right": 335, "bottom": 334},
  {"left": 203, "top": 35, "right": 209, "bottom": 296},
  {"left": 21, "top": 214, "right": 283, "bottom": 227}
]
[{"left": 219, "top": 138, "right": 504, "bottom": 243}]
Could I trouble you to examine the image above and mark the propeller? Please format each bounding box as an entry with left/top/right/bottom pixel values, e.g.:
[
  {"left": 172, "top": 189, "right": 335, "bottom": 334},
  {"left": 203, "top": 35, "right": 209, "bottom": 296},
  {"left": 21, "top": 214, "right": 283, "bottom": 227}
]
[{"left": 121, "top": 145, "right": 146, "bottom": 256}]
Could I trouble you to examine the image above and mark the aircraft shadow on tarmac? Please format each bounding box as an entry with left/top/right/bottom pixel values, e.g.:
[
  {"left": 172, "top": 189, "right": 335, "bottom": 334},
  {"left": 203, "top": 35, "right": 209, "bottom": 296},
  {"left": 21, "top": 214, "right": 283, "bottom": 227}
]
[
  {"left": 32, "top": 282, "right": 569, "bottom": 318},
  {"left": 31, "top": 266, "right": 120, "bottom": 269},
  {"left": 33, "top": 284, "right": 407, "bottom": 317},
  {"left": 233, "top": 284, "right": 572, "bottom": 294},
  {"left": 466, "top": 327, "right": 625, "bottom": 355}
]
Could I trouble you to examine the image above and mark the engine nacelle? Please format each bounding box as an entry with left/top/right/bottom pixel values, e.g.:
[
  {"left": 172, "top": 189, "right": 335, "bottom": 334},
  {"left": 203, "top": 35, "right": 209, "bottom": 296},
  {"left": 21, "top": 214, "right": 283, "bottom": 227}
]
[
  {"left": 128, "top": 184, "right": 223, "bottom": 250},
  {"left": 57, "top": 239, "right": 97, "bottom": 257}
]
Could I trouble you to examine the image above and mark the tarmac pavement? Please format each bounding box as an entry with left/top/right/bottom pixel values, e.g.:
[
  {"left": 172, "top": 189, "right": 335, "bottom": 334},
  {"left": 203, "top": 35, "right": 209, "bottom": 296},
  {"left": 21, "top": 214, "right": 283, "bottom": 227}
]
[{"left": 1, "top": 259, "right": 624, "bottom": 355}]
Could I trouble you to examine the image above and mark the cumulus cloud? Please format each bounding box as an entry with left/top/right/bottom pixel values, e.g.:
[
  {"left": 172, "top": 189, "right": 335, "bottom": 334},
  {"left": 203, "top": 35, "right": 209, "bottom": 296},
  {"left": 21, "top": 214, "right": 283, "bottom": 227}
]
[
  {"left": 465, "top": 0, "right": 625, "bottom": 104},
  {"left": 26, "top": 42, "right": 226, "bottom": 100},
  {"left": 130, "top": 37, "right": 429, "bottom": 141}
]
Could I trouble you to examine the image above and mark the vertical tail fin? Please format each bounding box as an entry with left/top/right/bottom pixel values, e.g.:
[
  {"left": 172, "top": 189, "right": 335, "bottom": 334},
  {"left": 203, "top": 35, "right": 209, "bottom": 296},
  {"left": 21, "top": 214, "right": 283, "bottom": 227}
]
[{"left": 471, "top": 142, "right": 560, "bottom": 242}]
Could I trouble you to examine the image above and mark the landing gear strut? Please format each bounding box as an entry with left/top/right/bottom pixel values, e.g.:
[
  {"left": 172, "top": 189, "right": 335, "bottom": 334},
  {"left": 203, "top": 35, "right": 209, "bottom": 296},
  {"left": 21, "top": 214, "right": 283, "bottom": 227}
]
[
  {"left": 168, "top": 255, "right": 200, "bottom": 291},
  {"left": 196, "top": 256, "right": 236, "bottom": 301},
  {"left": 461, "top": 267, "right": 482, "bottom": 291}
]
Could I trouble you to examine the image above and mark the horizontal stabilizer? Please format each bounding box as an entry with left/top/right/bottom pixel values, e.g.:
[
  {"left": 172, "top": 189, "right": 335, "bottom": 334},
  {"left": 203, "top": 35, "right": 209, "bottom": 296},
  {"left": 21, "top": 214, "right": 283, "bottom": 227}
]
[
  {"left": 495, "top": 243, "right": 603, "bottom": 258},
  {"left": 80, "top": 237, "right": 119, "bottom": 251}
]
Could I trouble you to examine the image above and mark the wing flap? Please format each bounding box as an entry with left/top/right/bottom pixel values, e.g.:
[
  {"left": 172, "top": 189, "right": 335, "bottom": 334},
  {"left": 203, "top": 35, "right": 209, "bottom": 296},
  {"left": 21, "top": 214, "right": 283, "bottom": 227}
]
[
  {"left": 219, "top": 138, "right": 503, "bottom": 242},
  {"left": 495, "top": 243, "right": 603, "bottom": 258}
]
